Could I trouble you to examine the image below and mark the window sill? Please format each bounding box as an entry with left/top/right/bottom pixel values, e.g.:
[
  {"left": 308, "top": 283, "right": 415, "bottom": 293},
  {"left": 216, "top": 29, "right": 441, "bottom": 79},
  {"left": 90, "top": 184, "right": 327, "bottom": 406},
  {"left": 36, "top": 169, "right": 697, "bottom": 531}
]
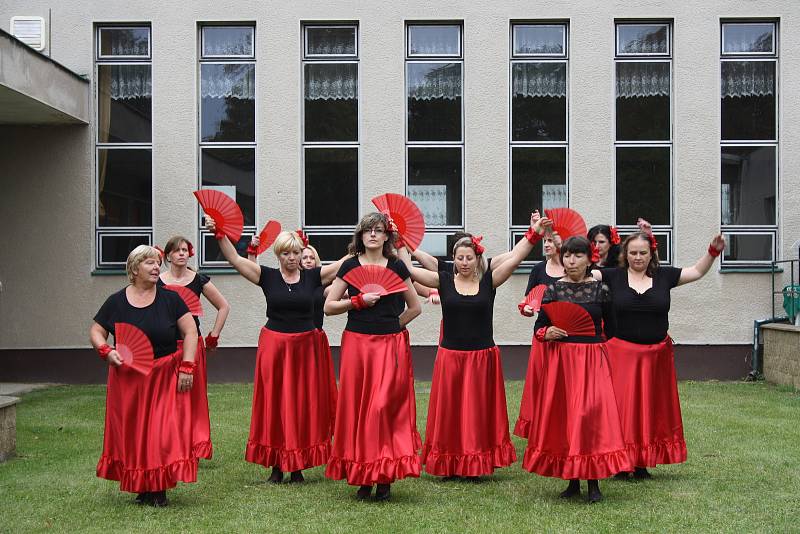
[
  {"left": 513, "top": 266, "right": 534, "bottom": 275},
  {"left": 198, "top": 268, "right": 240, "bottom": 275},
  {"left": 719, "top": 266, "right": 783, "bottom": 274},
  {"left": 91, "top": 269, "right": 126, "bottom": 276}
]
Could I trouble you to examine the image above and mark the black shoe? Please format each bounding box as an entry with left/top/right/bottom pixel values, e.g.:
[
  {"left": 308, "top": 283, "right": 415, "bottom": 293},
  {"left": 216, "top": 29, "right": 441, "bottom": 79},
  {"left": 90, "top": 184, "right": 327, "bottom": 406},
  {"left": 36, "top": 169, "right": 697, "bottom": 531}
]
[
  {"left": 633, "top": 467, "right": 652, "bottom": 479},
  {"left": 586, "top": 480, "right": 602, "bottom": 503},
  {"left": 465, "top": 476, "right": 482, "bottom": 483},
  {"left": 613, "top": 471, "right": 631, "bottom": 480},
  {"left": 268, "top": 467, "right": 284, "bottom": 484},
  {"left": 134, "top": 492, "right": 151, "bottom": 505},
  {"left": 375, "top": 484, "right": 391, "bottom": 501},
  {"left": 559, "top": 479, "right": 581, "bottom": 498},
  {"left": 442, "top": 475, "right": 461, "bottom": 482},
  {"left": 289, "top": 471, "right": 305, "bottom": 484},
  {"left": 356, "top": 485, "right": 373, "bottom": 500},
  {"left": 149, "top": 491, "right": 168, "bottom": 507}
]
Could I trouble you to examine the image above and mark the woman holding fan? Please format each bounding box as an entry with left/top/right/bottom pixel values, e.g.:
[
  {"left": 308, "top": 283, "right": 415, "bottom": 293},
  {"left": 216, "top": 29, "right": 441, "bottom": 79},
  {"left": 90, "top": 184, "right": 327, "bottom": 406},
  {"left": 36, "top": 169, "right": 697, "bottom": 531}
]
[
  {"left": 594, "top": 229, "right": 725, "bottom": 479},
  {"left": 323, "top": 212, "right": 422, "bottom": 501},
  {"left": 398, "top": 213, "right": 550, "bottom": 480},
  {"left": 159, "top": 236, "right": 230, "bottom": 460},
  {"left": 89, "top": 245, "right": 198, "bottom": 507}
]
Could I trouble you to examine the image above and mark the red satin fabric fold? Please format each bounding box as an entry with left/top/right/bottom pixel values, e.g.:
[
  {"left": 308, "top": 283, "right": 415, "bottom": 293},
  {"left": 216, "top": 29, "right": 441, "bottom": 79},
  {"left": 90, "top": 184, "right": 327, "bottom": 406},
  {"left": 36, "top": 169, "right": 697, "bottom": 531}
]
[
  {"left": 325, "top": 330, "right": 421, "bottom": 486},
  {"left": 181, "top": 338, "right": 212, "bottom": 459},
  {"left": 245, "top": 327, "right": 337, "bottom": 472},
  {"left": 96, "top": 350, "right": 197, "bottom": 493},
  {"left": 606, "top": 336, "right": 687, "bottom": 467},
  {"left": 522, "top": 342, "right": 632, "bottom": 480},
  {"left": 422, "top": 346, "right": 516, "bottom": 476},
  {"left": 513, "top": 336, "right": 544, "bottom": 439}
]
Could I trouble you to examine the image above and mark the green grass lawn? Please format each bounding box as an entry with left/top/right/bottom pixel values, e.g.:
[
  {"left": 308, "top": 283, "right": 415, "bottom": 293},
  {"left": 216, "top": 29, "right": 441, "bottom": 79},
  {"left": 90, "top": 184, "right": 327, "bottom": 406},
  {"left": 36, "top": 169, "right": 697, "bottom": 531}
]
[{"left": 1, "top": 381, "right": 799, "bottom": 533}]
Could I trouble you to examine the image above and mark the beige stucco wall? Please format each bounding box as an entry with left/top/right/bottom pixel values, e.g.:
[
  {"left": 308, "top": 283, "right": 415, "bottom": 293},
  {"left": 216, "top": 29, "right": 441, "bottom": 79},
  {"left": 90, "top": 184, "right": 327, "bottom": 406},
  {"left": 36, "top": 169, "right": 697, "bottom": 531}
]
[{"left": 1, "top": 0, "right": 798, "bottom": 349}]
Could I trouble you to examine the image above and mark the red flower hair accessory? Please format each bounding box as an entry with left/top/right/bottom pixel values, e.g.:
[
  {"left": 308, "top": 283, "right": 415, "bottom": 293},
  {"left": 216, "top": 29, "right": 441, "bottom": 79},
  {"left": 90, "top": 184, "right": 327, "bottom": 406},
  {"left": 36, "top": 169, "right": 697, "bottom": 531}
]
[
  {"left": 609, "top": 226, "right": 621, "bottom": 245},
  {"left": 153, "top": 246, "right": 165, "bottom": 260},
  {"left": 186, "top": 242, "right": 195, "bottom": 258},
  {"left": 471, "top": 235, "right": 485, "bottom": 255},
  {"left": 589, "top": 243, "right": 601, "bottom": 264},
  {"left": 295, "top": 229, "right": 310, "bottom": 248},
  {"left": 647, "top": 233, "right": 658, "bottom": 252}
]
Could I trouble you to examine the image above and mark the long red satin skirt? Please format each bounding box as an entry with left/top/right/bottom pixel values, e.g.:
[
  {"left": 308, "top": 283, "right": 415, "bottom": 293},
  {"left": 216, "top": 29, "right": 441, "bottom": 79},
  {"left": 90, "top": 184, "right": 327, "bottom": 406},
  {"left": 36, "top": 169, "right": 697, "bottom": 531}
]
[
  {"left": 606, "top": 336, "right": 687, "bottom": 467},
  {"left": 513, "top": 336, "right": 544, "bottom": 439},
  {"left": 245, "top": 327, "right": 337, "bottom": 472},
  {"left": 423, "top": 345, "right": 516, "bottom": 476},
  {"left": 522, "top": 342, "right": 632, "bottom": 480},
  {"left": 325, "top": 330, "right": 421, "bottom": 486},
  {"left": 190, "top": 337, "right": 212, "bottom": 459},
  {"left": 96, "top": 349, "right": 197, "bottom": 493},
  {"left": 314, "top": 328, "right": 338, "bottom": 431}
]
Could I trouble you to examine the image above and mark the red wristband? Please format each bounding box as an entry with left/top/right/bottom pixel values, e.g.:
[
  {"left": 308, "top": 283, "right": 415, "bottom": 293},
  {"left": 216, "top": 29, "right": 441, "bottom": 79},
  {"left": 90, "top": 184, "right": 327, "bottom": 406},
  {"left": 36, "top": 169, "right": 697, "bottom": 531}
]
[
  {"left": 97, "top": 344, "right": 113, "bottom": 360},
  {"left": 524, "top": 227, "right": 542, "bottom": 245},
  {"left": 518, "top": 302, "right": 534, "bottom": 317},
  {"left": 246, "top": 243, "right": 258, "bottom": 256},
  {"left": 707, "top": 244, "right": 721, "bottom": 258},
  {"left": 214, "top": 230, "right": 225, "bottom": 241},
  {"left": 350, "top": 295, "right": 365, "bottom": 311},
  {"left": 178, "top": 361, "right": 196, "bottom": 375},
  {"left": 429, "top": 289, "right": 439, "bottom": 297},
  {"left": 204, "top": 334, "right": 219, "bottom": 349},
  {"left": 534, "top": 327, "right": 548, "bottom": 342}
]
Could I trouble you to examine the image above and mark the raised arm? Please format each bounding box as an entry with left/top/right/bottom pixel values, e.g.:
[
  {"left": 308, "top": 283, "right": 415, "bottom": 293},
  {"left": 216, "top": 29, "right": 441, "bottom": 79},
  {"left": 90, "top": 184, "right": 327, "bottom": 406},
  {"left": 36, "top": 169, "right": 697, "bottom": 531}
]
[
  {"left": 320, "top": 253, "right": 350, "bottom": 285},
  {"left": 493, "top": 210, "right": 541, "bottom": 271},
  {"left": 206, "top": 217, "right": 260, "bottom": 284},
  {"left": 492, "top": 212, "right": 551, "bottom": 288},
  {"left": 399, "top": 247, "right": 440, "bottom": 289},
  {"left": 677, "top": 234, "right": 725, "bottom": 286},
  {"left": 411, "top": 247, "right": 440, "bottom": 272}
]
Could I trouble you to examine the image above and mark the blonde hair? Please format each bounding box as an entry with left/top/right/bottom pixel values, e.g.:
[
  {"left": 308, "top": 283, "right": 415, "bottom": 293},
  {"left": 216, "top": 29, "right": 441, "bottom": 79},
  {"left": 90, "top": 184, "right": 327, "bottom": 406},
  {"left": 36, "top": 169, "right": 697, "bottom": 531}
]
[
  {"left": 126, "top": 245, "right": 162, "bottom": 283},
  {"left": 302, "top": 245, "right": 322, "bottom": 268},
  {"left": 273, "top": 231, "right": 304, "bottom": 256},
  {"left": 452, "top": 237, "right": 488, "bottom": 279}
]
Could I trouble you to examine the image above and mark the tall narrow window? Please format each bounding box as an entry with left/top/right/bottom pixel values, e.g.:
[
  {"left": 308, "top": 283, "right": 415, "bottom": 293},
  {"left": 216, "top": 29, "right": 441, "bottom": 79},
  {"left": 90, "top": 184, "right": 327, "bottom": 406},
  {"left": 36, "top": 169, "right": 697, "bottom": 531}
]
[
  {"left": 510, "top": 22, "right": 568, "bottom": 263},
  {"left": 614, "top": 22, "right": 672, "bottom": 262},
  {"left": 406, "top": 23, "right": 463, "bottom": 259},
  {"left": 302, "top": 24, "right": 359, "bottom": 261},
  {"left": 95, "top": 25, "right": 153, "bottom": 269},
  {"left": 720, "top": 21, "right": 778, "bottom": 266},
  {"left": 198, "top": 24, "right": 256, "bottom": 266}
]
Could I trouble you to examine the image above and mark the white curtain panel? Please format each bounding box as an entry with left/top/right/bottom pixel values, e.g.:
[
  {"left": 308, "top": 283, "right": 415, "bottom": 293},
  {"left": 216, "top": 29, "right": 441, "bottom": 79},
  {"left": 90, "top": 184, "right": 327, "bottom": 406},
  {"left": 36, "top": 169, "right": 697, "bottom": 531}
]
[
  {"left": 512, "top": 63, "right": 567, "bottom": 98},
  {"left": 721, "top": 61, "right": 775, "bottom": 98},
  {"left": 304, "top": 63, "right": 358, "bottom": 101},
  {"left": 616, "top": 62, "right": 670, "bottom": 99},
  {"left": 200, "top": 64, "right": 255, "bottom": 100},
  {"left": 105, "top": 65, "right": 152, "bottom": 100},
  {"left": 407, "top": 63, "right": 462, "bottom": 101}
]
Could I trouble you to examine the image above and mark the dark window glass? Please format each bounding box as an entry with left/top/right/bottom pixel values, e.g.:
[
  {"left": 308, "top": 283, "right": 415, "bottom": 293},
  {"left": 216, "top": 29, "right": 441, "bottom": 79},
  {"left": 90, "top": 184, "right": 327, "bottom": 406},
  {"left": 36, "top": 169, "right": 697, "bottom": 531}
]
[
  {"left": 721, "top": 61, "right": 776, "bottom": 140},
  {"left": 304, "top": 148, "right": 359, "bottom": 226},
  {"left": 408, "top": 25, "right": 460, "bottom": 56},
  {"left": 97, "top": 148, "right": 152, "bottom": 227},
  {"left": 417, "top": 232, "right": 464, "bottom": 262},
  {"left": 203, "top": 233, "right": 251, "bottom": 263},
  {"left": 617, "top": 24, "right": 668, "bottom": 55},
  {"left": 201, "top": 148, "right": 256, "bottom": 226},
  {"left": 724, "top": 234, "right": 773, "bottom": 262},
  {"left": 408, "top": 147, "right": 462, "bottom": 227},
  {"left": 200, "top": 63, "right": 255, "bottom": 142},
  {"left": 513, "top": 233, "right": 544, "bottom": 262},
  {"left": 99, "top": 234, "right": 150, "bottom": 265},
  {"left": 616, "top": 147, "right": 670, "bottom": 226},
  {"left": 721, "top": 146, "right": 776, "bottom": 226},
  {"left": 513, "top": 25, "right": 565, "bottom": 56},
  {"left": 99, "top": 27, "right": 149, "bottom": 56},
  {"left": 722, "top": 23, "right": 774, "bottom": 54},
  {"left": 512, "top": 62, "right": 566, "bottom": 141},
  {"left": 97, "top": 65, "right": 152, "bottom": 143},
  {"left": 306, "top": 27, "right": 356, "bottom": 56},
  {"left": 511, "top": 147, "right": 567, "bottom": 226},
  {"left": 616, "top": 62, "right": 670, "bottom": 141},
  {"left": 304, "top": 234, "right": 354, "bottom": 262},
  {"left": 304, "top": 63, "right": 358, "bottom": 142},
  {"left": 202, "top": 26, "right": 254, "bottom": 57},
  {"left": 407, "top": 62, "right": 462, "bottom": 141}
]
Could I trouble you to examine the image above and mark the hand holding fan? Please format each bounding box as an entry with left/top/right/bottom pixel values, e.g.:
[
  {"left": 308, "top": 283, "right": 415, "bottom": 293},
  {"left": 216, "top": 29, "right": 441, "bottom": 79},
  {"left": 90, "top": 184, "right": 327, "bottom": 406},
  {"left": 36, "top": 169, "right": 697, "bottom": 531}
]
[
  {"left": 256, "top": 220, "right": 282, "bottom": 256},
  {"left": 371, "top": 193, "right": 426, "bottom": 251},
  {"left": 164, "top": 285, "right": 204, "bottom": 317},
  {"left": 193, "top": 189, "right": 244, "bottom": 243},
  {"left": 523, "top": 284, "right": 548, "bottom": 313},
  {"left": 343, "top": 265, "right": 408, "bottom": 296},
  {"left": 540, "top": 302, "right": 596, "bottom": 337},
  {"left": 544, "top": 208, "right": 588, "bottom": 241},
  {"left": 114, "top": 323, "right": 154, "bottom": 375}
]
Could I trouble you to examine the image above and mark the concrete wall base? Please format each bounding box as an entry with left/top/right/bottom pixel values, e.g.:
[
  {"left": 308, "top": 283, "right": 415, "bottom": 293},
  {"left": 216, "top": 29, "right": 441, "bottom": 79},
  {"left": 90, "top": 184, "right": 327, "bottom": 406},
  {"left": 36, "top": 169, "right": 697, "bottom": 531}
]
[
  {"left": 0, "top": 396, "right": 19, "bottom": 462},
  {"left": 763, "top": 324, "right": 800, "bottom": 389}
]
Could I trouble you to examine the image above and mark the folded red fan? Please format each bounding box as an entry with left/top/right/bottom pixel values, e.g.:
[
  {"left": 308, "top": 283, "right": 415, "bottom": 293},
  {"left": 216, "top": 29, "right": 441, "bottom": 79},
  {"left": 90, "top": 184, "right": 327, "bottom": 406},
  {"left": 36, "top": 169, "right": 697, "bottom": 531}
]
[
  {"left": 523, "top": 284, "right": 548, "bottom": 313},
  {"left": 371, "top": 193, "right": 426, "bottom": 251},
  {"left": 164, "top": 285, "right": 204, "bottom": 317},
  {"left": 343, "top": 264, "right": 408, "bottom": 296},
  {"left": 256, "top": 220, "right": 282, "bottom": 256},
  {"left": 540, "top": 301, "right": 596, "bottom": 337},
  {"left": 544, "top": 208, "right": 588, "bottom": 241},
  {"left": 193, "top": 189, "right": 244, "bottom": 243},
  {"left": 114, "top": 323, "right": 154, "bottom": 375}
]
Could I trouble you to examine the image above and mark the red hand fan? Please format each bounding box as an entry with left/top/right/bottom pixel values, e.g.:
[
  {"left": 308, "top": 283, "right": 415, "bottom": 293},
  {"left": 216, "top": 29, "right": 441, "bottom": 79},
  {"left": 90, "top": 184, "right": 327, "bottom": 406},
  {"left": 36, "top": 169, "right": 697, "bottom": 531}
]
[
  {"left": 523, "top": 284, "right": 548, "bottom": 313},
  {"left": 540, "top": 302, "right": 596, "bottom": 337},
  {"left": 114, "top": 323, "right": 154, "bottom": 375},
  {"left": 371, "top": 193, "right": 426, "bottom": 251},
  {"left": 193, "top": 189, "right": 244, "bottom": 243},
  {"left": 164, "top": 285, "right": 204, "bottom": 317},
  {"left": 343, "top": 265, "right": 408, "bottom": 296},
  {"left": 544, "top": 208, "right": 588, "bottom": 241},
  {"left": 256, "top": 220, "right": 282, "bottom": 256}
]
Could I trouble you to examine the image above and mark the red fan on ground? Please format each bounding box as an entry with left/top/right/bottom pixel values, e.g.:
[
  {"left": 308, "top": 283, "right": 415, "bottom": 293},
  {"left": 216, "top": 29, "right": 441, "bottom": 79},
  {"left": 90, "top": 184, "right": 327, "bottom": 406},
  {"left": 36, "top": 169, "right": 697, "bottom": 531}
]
[
  {"left": 523, "top": 284, "right": 548, "bottom": 313},
  {"left": 343, "top": 265, "right": 408, "bottom": 296},
  {"left": 193, "top": 189, "right": 244, "bottom": 243},
  {"left": 114, "top": 323, "right": 154, "bottom": 375},
  {"left": 164, "top": 285, "right": 204, "bottom": 317},
  {"left": 540, "top": 302, "right": 596, "bottom": 337},
  {"left": 371, "top": 193, "right": 426, "bottom": 251},
  {"left": 544, "top": 208, "right": 588, "bottom": 241},
  {"left": 256, "top": 220, "right": 282, "bottom": 256}
]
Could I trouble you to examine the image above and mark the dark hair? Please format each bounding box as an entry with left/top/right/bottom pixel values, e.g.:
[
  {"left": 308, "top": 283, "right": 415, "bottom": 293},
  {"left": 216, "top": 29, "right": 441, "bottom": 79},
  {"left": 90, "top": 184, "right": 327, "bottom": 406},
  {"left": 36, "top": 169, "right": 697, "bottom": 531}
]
[
  {"left": 163, "top": 235, "right": 195, "bottom": 271},
  {"left": 560, "top": 236, "right": 594, "bottom": 278},
  {"left": 619, "top": 232, "right": 660, "bottom": 277},
  {"left": 588, "top": 224, "right": 620, "bottom": 267},
  {"left": 452, "top": 231, "right": 472, "bottom": 242},
  {"left": 348, "top": 212, "right": 397, "bottom": 259}
]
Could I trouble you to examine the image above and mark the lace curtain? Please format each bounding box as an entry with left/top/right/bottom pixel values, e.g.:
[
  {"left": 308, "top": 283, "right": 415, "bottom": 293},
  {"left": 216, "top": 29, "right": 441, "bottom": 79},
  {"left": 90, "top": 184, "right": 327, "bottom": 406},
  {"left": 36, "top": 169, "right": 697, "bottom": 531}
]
[
  {"left": 304, "top": 64, "right": 358, "bottom": 101},
  {"left": 407, "top": 63, "right": 462, "bottom": 101},
  {"left": 101, "top": 65, "right": 152, "bottom": 100},
  {"left": 721, "top": 61, "right": 775, "bottom": 98},
  {"left": 616, "top": 62, "right": 670, "bottom": 99},
  {"left": 513, "top": 26, "right": 564, "bottom": 55},
  {"left": 512, "top": 63, "right": 566, "bottom": 98},
  {"left": 200, "top": 64, "right": 255, "bottom": 100},
  {"left": 409, "top": 27, "right": 460, "bottom": 56}
]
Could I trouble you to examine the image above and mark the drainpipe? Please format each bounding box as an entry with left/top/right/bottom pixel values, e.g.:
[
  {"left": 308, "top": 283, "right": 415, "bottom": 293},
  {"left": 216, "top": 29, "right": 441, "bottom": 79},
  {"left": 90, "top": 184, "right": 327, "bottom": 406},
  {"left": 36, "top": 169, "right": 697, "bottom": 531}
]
[{"left": 748, "top": 317, "right": 789, "bottom": 381}]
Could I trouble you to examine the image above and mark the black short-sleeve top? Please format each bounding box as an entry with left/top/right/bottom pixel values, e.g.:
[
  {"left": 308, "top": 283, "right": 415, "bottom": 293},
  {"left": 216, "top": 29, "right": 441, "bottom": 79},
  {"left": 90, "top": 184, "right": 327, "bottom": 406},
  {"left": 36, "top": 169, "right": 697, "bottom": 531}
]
[
  {"left": 336, "top": 256, "right": 411, "bottom": 335},
  {"left": 439, "top": 269, "right": 496, "bottom": 351},
  {"left": 312, "top": 285, "right": 325, "bottom": 330},
  {"left": 157, "top": 272, "right": 210, "bottom": 330},
  {"left": 94, "top": 286, "right": 191, "bottom": 358},
  {"left": 525, "top": 261, "right": 562, "bottom": 296},
  {"left": 601, "top": 266, "right": 682, "bottom": 344},
  {"left": 533, "top": 280, "right": 614, "bottom": 344},
  {"left": 258, "top": 266, "right": 322, "bottom": 333}
]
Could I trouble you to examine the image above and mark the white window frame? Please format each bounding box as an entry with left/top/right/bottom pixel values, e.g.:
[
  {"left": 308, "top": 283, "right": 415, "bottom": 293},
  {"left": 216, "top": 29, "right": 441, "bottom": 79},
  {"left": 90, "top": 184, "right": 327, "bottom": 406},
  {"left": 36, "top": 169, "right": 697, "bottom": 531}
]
[
  {"left": 511, "top": 23, "right": 567, "bottom": 58},
  {"left": 615, "top": 22, "right": 671, "bottom": 57},
  {"left": 721, "top": 21, "right": 776, "bottom": 57},
  {"left": 722, "top": 231, "right": 777, "bottom": 265},
  {"left": 304, "top": 24, "right": 358, "bottom": 58},
  {"left": 97, "top": 231, "right": 152, "bottom": 269},
  {"left": 407, "top": 23, "right": 463, "bottom": 58},
  {"left": 200, "top": 25, "right": 255, "bottom": 59},
  {"left": 97, "top": 26, "right": 151, "bottom": 60}
]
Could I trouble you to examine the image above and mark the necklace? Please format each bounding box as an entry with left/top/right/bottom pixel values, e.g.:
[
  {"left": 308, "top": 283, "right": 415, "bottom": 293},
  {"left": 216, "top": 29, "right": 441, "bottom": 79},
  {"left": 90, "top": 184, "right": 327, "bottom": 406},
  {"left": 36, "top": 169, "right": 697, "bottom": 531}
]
[{"left": 281, "top": 270, "right": 300, "bottom": 292}]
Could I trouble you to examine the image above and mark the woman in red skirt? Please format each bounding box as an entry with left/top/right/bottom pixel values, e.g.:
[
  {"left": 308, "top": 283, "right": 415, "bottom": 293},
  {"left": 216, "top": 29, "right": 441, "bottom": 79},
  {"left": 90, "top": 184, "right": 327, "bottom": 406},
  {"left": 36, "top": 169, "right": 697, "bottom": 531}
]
[
  {"left": 324, "top": 212, "right": 422, "bottom": 501},
  {"left": 208, "top": 219, "right": 341, "bottom": 484},
  {"left": 399, "top": 213, "right": 550, "bottom": 479},
  {"left": 524, "top": 236, "right": 631, "bottom": 503},
  {"left": 89, "top": 245, "right": 199, "bottom": 507},
  {"left": 595, "top": 226, "right": 725, "bottom": 479},
  {"left": 158, "top": 236, "right": 230, "bottom": 460}
]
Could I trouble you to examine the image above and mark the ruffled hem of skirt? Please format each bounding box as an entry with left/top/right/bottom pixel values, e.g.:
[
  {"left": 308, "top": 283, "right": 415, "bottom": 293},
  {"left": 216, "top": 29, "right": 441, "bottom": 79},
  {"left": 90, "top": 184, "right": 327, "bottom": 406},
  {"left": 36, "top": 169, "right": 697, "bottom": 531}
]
[
  {"left": 245, "top": 439, "right": 331, "bottom": 472},
  {"left": 96, "top": 455, "right": 198, "bottom": 493},
  {"left": 627, "top": 438, "right": 687, "bottom": 468},
  {"left": 193, "top": 440, "right": 213, "bottom": 460},
  {"left": 422, "top": 440, "right": 517, "bottom": 476},
  {"left": 324, "top": 454, "right": 421, "bottom": 486},
  {"left": 513, "top": 418, "right": 532, "bottom": 439},
  {"left": 522, "top": 447, "right": 632, "bottom": 480}
]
